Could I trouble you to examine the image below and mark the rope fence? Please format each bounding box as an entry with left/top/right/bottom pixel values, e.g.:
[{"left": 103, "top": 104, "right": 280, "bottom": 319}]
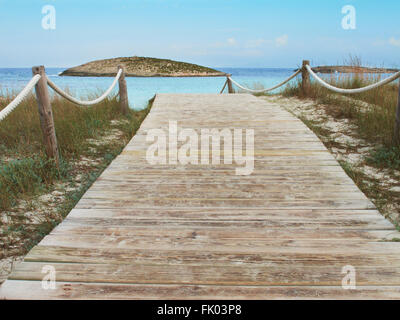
[
  {"left": 0, "top": 65, "right": 129, "bottom": 166},
  {"left": 227, "top": 69, "right": 301, "bottom": 94},
  {"left": 1, "top": 59, "right": 400, "bottom": 164},
  {"left": 221, "top": 60, "right": 400, "bottom": 142},
  {"left": 305, "top": 64, "right": 400, "bottom": 94},
  {"left": 46, "top": 69, "right": 122, "bottom": 106}
]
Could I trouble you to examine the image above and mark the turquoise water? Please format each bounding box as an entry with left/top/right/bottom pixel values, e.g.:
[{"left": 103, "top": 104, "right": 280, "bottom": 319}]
[{"left": 0, "top": 68, "right": 296, "bottom": 110}]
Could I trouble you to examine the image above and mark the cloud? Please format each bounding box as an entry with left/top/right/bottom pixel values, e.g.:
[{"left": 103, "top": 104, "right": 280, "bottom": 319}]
[
  {"left": 371, "top": 39, "right": 386, "bottom": 47},
  {"left": 170, "top": 34, "right": 290, "bottom": 59},
  {"left": 275, "top": 34, "right": 288, "bottom": 47},
  {"left": 245, "top": 39, "right": 269, "bottom": 49},
  {"left": 389, "top": 37, "right": 400, "bottom": 47},
  {"left": 227, "top": 38, "right": 237, "bottom": 46},
  {"left": 213, "top": 38, "right": 238, "bottom": 48}
]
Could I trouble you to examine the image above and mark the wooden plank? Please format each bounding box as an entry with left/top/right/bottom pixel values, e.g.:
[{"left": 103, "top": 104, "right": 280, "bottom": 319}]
[
  {"left": 51, "top": 225, "right": 399, "bottom": 239},
  {"left": 82, "top": 190, "right": 369, "bottom": 201},
  {"left": 2, "top": 281, "right": 400, "bottom": 300},
  {"left": 75, "top": 198, "right": 375, "bottom": 210},
  {"left": 7, "top": 261, "right": 400, "bottom": 286},
  {"left": 58, "top": 217, "right": 395, "bottom": 231},
  {"left": 89, "top": 183, "right": 362, "bottom": 194},
  {"left": 94, "top": 177, "right": 359, "bottom": 186},
  {"left": 64, "top": 208, "right": 385, "bottom": 220},
  {"left": 37, "top": 235, "right": 400, "bottom": 254},
  {"left": 25, "top": 246, "right": 400, "bottom": 267}
]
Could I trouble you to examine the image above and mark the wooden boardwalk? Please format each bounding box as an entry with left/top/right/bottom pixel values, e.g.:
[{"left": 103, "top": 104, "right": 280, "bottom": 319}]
[{"left": 1, "top": 93, "right": 400, "bottom": 299}]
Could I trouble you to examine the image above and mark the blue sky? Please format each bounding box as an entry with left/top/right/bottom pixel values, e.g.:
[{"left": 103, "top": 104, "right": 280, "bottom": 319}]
[{"left": 0, "top": 0, "right": 399, "bottom": 68}]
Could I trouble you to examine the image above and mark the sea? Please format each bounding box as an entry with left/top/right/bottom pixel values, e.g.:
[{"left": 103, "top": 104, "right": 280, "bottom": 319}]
[{"left": 0, "top": 68, "right": 297, "bottom": 110}]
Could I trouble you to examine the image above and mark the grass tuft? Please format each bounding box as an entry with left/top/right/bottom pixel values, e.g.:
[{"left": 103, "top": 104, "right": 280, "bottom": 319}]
[
  {"left": 366, "top": 146, "right": 400, "bottom": 170},
  {"left": 0, "top": 157, "right": 68, "bottom": 211}
]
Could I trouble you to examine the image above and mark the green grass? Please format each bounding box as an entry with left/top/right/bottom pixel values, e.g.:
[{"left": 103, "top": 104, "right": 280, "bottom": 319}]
[
  {"left": 0, "top": 93, "right": 150, "bottom": 212},
  {"left": 366, "top": 146, "right": 400, "bottom": 171},
  {"left": 1, "top": 94, "right": 139, "bottom": 158},
  {"left": 0, "top": 157, "right": 69, "bottom": 211}
]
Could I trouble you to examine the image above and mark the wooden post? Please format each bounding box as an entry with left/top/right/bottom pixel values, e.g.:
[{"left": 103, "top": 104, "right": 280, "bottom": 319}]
[
  {"left": 32, "top": 66, "right": 59, "bottom": 166},
  {"left": 302, "top": 60, "right": 311, "bottom": 95},
  {"left": 118, "top": 65, "right": 129, "bottom": 115},
  {"left": 394, "top": 79, "right": 400, "bottom": 144},
  {"left": 227, "top": 74, "right": 234, "bottom": 94}
]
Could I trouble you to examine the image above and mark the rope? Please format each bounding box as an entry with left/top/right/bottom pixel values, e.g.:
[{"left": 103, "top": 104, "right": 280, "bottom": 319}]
[
  {"left": 46, "top": 69, "right": 122, "bottom": 106},
  {"left": 227, "top": 69, "right": 301, "bottom": 94},
  {"left": 0, "top": 75, "right": 41, "bottom": 122},
  {"left": 306, "top": 65, "right": 400, "bottom": 94}
]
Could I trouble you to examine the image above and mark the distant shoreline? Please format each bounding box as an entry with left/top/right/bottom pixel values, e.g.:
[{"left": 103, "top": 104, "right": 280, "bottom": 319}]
[{"left": 296, "top": 65, "right": 399, "bottom": 74}]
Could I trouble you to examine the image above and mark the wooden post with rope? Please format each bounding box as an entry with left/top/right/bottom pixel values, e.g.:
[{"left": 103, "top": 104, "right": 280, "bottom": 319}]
[
  {"left": 302, "top": 60, "right": 311, "bottom": 95},
  {"left": 394, "top": 79, "right": 400, "bottom": 144},
  {"left": 118, "top": 66, "right": 129, "bottom": 115},
  {"left": 227, "top": 74, "right": 234, "bottom": 94},
  {"left": 32, "top": 66, "right": 59, "bottom": 166}
]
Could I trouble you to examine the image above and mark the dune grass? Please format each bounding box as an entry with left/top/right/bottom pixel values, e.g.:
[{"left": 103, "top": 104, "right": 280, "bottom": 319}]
[
  {"left": 0, "top": 93, "right": 150, "bottom": 212},
  {"left": 281, "top": 71, "right": 400, "bottom": 170}
]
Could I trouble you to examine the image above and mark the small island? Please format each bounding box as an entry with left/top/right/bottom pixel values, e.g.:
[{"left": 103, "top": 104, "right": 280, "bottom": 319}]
[
  {"left": 59, "top": 56, "right": 226, "bottom": 77},
  {"left": 299, "top": 65, "right": 399, "bottom": 74}
]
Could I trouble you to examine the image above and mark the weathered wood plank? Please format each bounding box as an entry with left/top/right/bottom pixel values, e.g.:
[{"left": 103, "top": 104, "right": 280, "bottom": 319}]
[
  {"left": 50, "top": 225, "right": 400, "bottom": 240},
  {"left": 3, "top": 281, "right": 400, "bottom": 300},
  {"left": 8, "top": 261, "right": 400, "bottom": 286},
  {"left": 37, "top": 235, "right": 400, "bottom": 254},
  {"left": 75, "top": 198, "right": 375, "bottom": 210},
  {"left": 25, "top": 246, "right": 400, "bottom": 267},
  {"left": 58, "top": 217, "right": 395, "bottom": 230},
  {"left": 64, "top": 208, "right": 385, "bottom": 220}
]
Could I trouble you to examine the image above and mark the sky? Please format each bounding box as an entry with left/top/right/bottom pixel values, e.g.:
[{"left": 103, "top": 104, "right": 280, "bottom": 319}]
[{"left": 0, "top": 0, "right": 399, "bottom": 68}]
